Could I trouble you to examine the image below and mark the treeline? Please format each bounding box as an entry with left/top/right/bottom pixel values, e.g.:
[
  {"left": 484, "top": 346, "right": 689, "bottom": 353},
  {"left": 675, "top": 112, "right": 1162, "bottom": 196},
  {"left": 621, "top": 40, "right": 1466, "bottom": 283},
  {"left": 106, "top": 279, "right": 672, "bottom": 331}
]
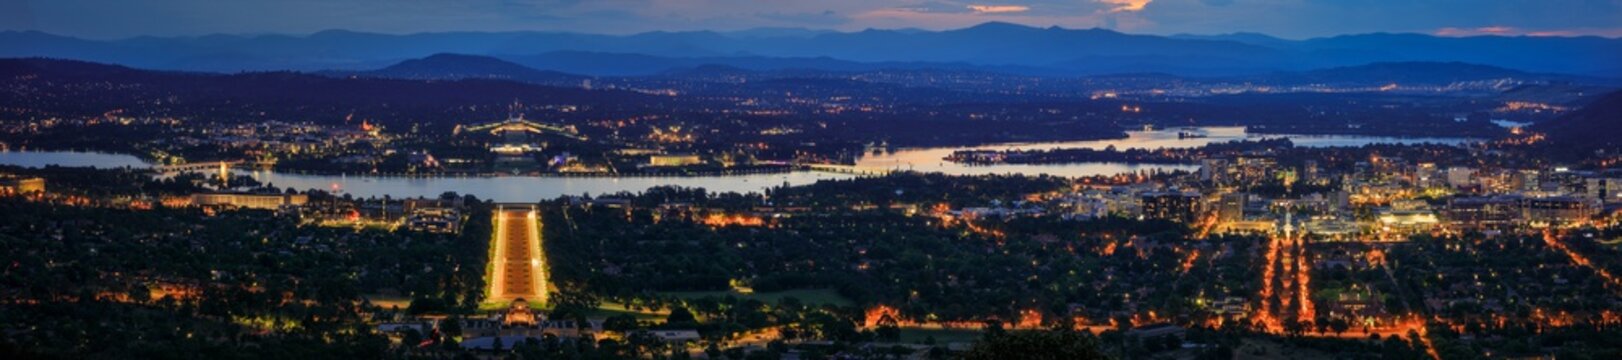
[{"left": 0, "top": 193, "right": 493, "bottom": 358}]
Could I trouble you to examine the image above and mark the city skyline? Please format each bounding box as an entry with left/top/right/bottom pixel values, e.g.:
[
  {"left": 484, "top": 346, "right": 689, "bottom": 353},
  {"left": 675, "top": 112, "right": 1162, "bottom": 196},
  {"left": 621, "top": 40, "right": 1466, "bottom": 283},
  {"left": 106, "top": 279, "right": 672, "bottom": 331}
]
[{"left": 4, "top": 1, "right": 1622, "bottom": 359}]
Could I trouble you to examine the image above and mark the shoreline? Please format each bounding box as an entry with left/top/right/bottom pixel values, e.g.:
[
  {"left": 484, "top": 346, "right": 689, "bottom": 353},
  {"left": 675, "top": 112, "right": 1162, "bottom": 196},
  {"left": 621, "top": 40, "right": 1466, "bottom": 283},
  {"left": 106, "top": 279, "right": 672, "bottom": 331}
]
[
  {"left": 0, "top": 149, "right": 833, "bottom": 179},
  {"left": 256, "top": 165, "right": 810, "bottom": 179},
  {"left": 3, "top": 126, "right": 1486, "bottom": 179}
]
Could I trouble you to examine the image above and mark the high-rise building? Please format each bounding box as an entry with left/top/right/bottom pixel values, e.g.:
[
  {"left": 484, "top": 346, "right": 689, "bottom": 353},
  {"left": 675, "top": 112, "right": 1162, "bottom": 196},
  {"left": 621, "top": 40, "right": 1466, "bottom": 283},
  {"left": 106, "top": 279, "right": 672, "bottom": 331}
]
[
  {"left": 1200, "top": 158, "right": 1230, "bottom": 184},
  {"left": 1443, "top": 196, "right": 1520, "bottom": 232},
  {"left": 1415, "top": 163, "right": 1439, "bottom": 187},
  {"left": 1517, "top": 169, "right": 1540, "bottom": 192},
  {"left": 1522, "top": 196, "right": 1597, "bottom": 228},
  {"left": 1479, "top": 169, "right": 1519, "bottom": 194},
  {"left": 1235, "top": 156, "right": 1277, "bottom": 185},
  {"left": 1447, "top": 167, "right": 1476, "bottom": 188},
  {"left": 1302, "top": 160, "right": 1320, "bottom": 184},
  {"left": 1142, "top": 192, "right": 1203, "bottom": 223},
  {"left": 1584, "top": 178, "right": 1622, "bottom": 203},
  {"left": 1216, "top": 192, "right": 1246, "bottom": 222}
]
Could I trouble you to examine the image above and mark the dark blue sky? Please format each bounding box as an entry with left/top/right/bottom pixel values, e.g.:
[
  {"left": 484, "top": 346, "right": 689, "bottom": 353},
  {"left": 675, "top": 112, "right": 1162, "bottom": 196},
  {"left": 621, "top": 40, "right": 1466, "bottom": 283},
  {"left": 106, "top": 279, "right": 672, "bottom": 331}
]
[{"left": 3, "top": 0, "right": 1619, "bottom": 39}]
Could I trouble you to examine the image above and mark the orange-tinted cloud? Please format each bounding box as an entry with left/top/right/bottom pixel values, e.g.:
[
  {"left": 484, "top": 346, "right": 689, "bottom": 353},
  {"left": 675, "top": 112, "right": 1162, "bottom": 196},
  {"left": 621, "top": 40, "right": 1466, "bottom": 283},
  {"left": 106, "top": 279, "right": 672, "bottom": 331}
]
[
  {"left": 967, "top": 5, "right": 1030, "bottom": 14},
  {"left": 851, "top": 7, "right": 1116, "bottom": 31},
  {"left": 1436, "top": 25, "right": 1622, "bottom": 37},
  {"left": 1098, "top": 0, "right": 1152, "bottom": 13}
]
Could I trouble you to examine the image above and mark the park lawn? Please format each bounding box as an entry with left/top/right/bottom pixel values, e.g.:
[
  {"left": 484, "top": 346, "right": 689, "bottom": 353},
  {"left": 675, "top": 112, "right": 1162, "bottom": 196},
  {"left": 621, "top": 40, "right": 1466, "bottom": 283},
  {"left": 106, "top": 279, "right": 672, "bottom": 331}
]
[
  {"left": 471, "top": 299, "right": 663, "bottom": 322},
  {"left": 660, "top": 288, "right": 854, "bottom": 307},
  {"left": 478, "top": 298, "right": 547, "bottom": 312},
  {"left": 363, "top": 294, "right": 412, "bottom": 310},
  {"left": 587, "top": 301, "right": 674, "bottom": 322}
]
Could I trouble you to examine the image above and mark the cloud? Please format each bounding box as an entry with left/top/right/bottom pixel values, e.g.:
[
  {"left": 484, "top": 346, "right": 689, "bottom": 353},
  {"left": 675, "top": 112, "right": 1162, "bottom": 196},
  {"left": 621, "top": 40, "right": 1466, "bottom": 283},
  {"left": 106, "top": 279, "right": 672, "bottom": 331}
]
[
  {"left": 1435, "top": 26, "right": 1517, "bottom": 36},
  {"left": 756, "top": 10, "right": 848, "bottom": 26},
  {"left": 13, "top": 0, "right": 1622, "bottom": 40},
  {"left": 1434, "top": 25, "right": 1622, "bottom": 37},
  {"left": 1097, "top": 0, "right": 1151, "bottom": 13},
  {"left": 852, "top": 5, "right": 1115, "bottom": 31},
  {"left": 967, "top": 5, "right": 1030, "bottom": 14}
]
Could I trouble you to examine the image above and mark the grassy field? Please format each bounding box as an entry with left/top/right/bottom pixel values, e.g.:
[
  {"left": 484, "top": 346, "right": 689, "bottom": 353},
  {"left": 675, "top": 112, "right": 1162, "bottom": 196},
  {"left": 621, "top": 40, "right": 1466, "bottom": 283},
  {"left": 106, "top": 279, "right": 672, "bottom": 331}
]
[
  {"left": 660, "top": 288, "right": 854, "bottom": 307},
  {"left": 474, "top": 298, "right": 668, "bottom": 321},
  {"left": 363, "top": 295, "right": 412, "bottom": 310},
  {"left": 586, "top": 301, "right": 674, "bottom": 321},
  {"left": 477, "top": 299, "right": 549, "bottom": 312}
]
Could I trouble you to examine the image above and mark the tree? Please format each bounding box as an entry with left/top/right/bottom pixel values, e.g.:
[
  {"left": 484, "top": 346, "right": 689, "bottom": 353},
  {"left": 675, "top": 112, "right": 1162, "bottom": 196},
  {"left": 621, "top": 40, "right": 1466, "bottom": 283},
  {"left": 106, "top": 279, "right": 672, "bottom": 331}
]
[
  {"left": 745, "top": 349, "right": 779, "bottom": 360},
  {"left": 604, "top": 314, "right": 640, "bottom": 333},
  {"left": 961, "top": 327, "right": 1107, "bottom": 360},
  {"left": 127, "top": 284, "right": 151, "bottom": 303},
  {"left": 401, "top": 329, "right": 423, "bottom": 351},
  {"left": 705, "top": 342, "right": 723, "bottom": 359},
  {"left": 440, "top": 317, "right": 464, "bottom": 338},
  {"left": 875, "top": 324, "right": 901, "bottom": 342},
  {"left": 1329, "top": 318, "right": 1350, "bottom": 336},
  {"left": 667, "top": 306, "right": 698, "bottom": 325},
  {"left": 1283, "top": 319, "right": 1306, "bottom": 337},
  {"left": 1160, "top": 335, "right": 1181, "bottom": 352}
]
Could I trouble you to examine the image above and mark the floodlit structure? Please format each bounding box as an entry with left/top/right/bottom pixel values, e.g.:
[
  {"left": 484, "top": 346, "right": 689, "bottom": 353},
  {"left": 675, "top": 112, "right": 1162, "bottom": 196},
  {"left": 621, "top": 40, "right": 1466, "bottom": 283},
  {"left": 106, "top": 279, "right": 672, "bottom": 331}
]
[
  {"left": 189, "top": 193, "right": 308, "bottom": 210},
  {"left": 487, "top": 205, "right": 548, "bottom": 305},
  {"left": 0, "top": 176, "right": 44, "bottom": 194},
  {"left": 1142, "top": 192, "right": 1202, "bottom": 223},
  {"left": 1378, "top": 210, "right": 1439, "bottom": 234}
]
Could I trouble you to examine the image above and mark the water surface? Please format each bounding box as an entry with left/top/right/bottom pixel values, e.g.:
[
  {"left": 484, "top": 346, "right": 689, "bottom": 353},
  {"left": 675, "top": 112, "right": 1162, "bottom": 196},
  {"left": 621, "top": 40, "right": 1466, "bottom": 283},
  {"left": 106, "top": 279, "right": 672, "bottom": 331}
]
[
  {"left": 0, "top": 128, "right": 1476, "bottom": 201},
  {"left": 852, "top": 127, "right": 1473, "bottom": 176}
]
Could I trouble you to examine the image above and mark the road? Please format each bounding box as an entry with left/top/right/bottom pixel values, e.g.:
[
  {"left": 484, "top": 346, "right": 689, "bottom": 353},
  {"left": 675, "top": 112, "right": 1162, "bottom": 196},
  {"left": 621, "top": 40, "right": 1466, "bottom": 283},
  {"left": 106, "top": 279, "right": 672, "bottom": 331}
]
[{"left": 489, "top": 205, "right": 548, "bottom": 304}]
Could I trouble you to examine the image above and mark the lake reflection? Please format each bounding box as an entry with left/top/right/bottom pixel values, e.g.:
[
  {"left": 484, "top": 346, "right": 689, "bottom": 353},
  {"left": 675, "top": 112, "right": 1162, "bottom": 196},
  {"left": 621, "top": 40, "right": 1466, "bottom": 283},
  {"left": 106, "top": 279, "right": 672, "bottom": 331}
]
[
  {"left": 0, "top": 127, "right": 1475, "bottom": 201},
  {"left": 0, "top": 150, "right": 150, "bottom": 169},
  {"left": 853, "top": 127, "right": 1473, "bottom": 176}
]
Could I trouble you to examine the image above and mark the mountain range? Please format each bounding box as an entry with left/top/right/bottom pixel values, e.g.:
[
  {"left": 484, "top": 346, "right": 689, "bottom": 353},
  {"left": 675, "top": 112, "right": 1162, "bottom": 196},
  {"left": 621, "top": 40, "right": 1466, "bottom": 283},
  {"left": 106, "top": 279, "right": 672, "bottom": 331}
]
[
  {"left": 322, "top": 52, "right": 1615, "bottom": 93},
  {"left": 329, "top": 53, "right": 590, "bottom": 87},
  {"left": 3, "top": 22, "right": 1619, "bottom": 77},
  {"left": 0, "top": 58, "right": 651, "bottom": 126}
]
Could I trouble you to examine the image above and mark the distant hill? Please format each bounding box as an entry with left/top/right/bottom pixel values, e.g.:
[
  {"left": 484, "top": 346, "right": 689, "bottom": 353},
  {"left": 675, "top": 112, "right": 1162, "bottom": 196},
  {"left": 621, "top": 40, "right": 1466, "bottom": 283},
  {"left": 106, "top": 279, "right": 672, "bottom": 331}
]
[
  {"left": 325, "top": 54, "right": 1616, "bottom": 100},
  {"left": 1533, "top": 90, "right": 1622, "bottom": 147},
  {"left": 1245, "top": 62, "right": 1545, "bottom": 85},
  {"left": 4, "top": 22, "right": 1619, "bottom": 76},
  {"left": 658, "top": 64, "right": 757, "bottom": 77},
  {"left": 498, "top": 51, "right": 1032, "bottom": 77},
  {"left": 1170, "top": 32, "right": 1297, "bottom": 48},
  {"left": 330, "top": 53, "right": 589, "bottom": 87},
  {"left": 0, "top": 58, "right": 1524, "bottom": 141}
]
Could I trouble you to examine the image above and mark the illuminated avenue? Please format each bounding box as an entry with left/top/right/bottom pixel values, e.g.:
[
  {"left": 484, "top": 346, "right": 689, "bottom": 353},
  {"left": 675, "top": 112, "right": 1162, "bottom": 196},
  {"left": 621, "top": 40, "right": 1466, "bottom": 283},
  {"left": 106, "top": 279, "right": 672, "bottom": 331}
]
[{"left": 489, "top": 205, "right": 548, "bottom": 305}]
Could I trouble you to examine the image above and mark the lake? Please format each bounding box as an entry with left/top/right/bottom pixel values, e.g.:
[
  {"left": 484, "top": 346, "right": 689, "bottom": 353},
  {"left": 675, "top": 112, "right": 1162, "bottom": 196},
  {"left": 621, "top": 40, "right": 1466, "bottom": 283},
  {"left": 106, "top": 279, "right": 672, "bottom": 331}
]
[
  {"left": 852, "top": 126, "right": 1474, "bottom": 176},
  {"left": 0, "top": 127, "right": 1476, "bottom": 201}
]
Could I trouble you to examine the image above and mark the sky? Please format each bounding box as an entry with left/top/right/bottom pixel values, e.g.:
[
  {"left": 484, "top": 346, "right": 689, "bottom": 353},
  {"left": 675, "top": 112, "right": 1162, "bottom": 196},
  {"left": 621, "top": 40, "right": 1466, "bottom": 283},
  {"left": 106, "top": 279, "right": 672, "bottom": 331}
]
[{"left": 2, "top": 0, "right": 1620, "bottom": 40}]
